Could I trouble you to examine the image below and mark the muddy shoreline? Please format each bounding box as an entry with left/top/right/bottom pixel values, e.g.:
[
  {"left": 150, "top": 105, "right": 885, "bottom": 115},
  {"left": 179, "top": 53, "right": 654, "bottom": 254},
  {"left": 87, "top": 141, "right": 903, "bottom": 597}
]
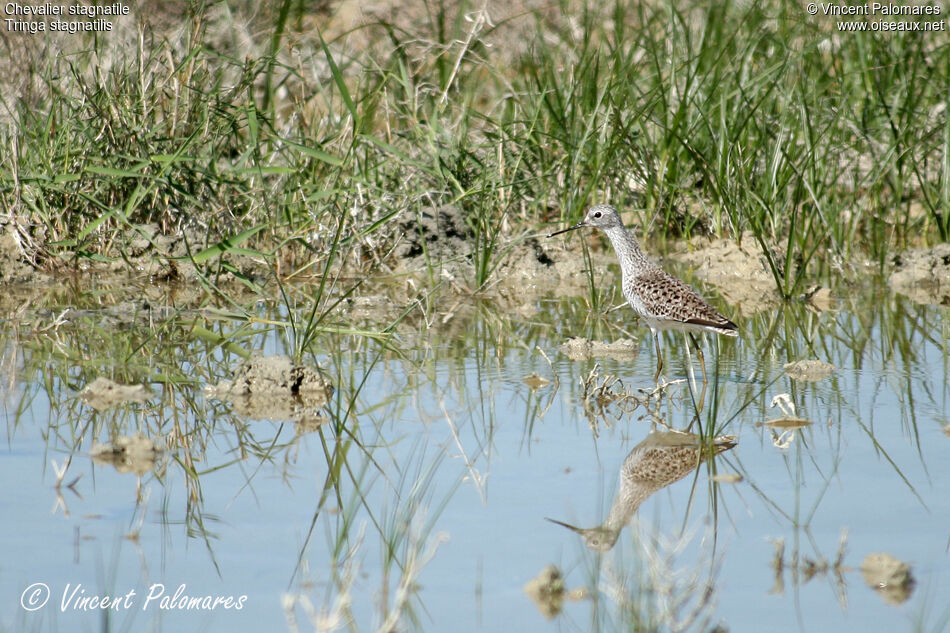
[{"left": 2, "top": 205, "right": 948, "bottom": 315}]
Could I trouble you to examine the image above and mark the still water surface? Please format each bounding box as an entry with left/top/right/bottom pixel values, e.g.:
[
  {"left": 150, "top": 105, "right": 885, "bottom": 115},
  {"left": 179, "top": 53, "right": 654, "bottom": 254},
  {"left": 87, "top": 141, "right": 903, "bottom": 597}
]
[{"left": 1, "top": 282, "right": 947, "bottom": 632}]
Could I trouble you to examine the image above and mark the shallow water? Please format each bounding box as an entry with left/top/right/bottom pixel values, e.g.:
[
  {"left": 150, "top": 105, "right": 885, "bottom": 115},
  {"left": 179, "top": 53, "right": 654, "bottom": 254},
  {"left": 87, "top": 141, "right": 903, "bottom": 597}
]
[{"left": 1, "top": 279, "right": 948, "bottom": 633}]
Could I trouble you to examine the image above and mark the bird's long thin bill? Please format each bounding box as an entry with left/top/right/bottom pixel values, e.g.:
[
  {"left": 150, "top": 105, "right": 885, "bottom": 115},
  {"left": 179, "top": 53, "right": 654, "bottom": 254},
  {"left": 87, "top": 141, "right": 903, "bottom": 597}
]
[
  {"left": 545, "top": 517, "right": 584, "bottom": 534},
  {"left": 547, "top": 222, "right": 585, "bottom": 238}
]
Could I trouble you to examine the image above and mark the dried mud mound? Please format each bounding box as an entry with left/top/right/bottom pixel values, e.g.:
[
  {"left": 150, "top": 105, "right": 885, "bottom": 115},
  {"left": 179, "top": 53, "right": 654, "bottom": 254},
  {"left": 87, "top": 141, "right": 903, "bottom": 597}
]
[
  {"left": 91, "top": 433, "right": 163, "bottom": 476},
  {"left": 393, "top": 206, "right": 474, "bottom": 269},
  {"left": 0, "top": 218, "right": 271, "bottom": 287},
  {"left": 206, "top": 355, "right": 333, "bottom": 429},
  {"left": 523, "top": 564, "right": 586, "bottom": 619},
  {"left": 0, "top": 226, "right": 46, "bottom": 285},
  {"left": 669, "top": 232, "right": 779, "bottom": 317},
  {"left": 784, "top": 360, "right": 837, "bottom": 382},
  {"left": 80, "top": 377, "right": 155, "bottom": 411},
  {"left": 888, "top": 244, "right": 950, "bottom": 305},
  {"left": 389, "top": 205, "right": 609, "bottom": 293},
  {"left": 559, "top": 337, "right": 639, "bottom": 360},
  {"left": 96, "top": 223, "right": 271, "bottom": 284},
  {"left": 498, "top": 236, "right": 615, "bottom": 295},
  {"left": 861, "top": 553, "right": 915, "bottom": 605}
]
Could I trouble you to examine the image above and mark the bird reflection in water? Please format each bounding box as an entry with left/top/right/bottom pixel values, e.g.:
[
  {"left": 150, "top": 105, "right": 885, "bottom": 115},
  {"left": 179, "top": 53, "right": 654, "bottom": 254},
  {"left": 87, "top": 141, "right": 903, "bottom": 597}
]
[{"left": 548, "top": 430, "right": 736, "bottom": 551}]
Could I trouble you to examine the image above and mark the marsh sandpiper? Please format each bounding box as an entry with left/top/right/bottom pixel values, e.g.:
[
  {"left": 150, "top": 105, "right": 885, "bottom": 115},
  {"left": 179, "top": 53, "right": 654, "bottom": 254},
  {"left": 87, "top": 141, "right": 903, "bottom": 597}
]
[{"left": 549, "top": 204, "right": 738, "bottom": 382}]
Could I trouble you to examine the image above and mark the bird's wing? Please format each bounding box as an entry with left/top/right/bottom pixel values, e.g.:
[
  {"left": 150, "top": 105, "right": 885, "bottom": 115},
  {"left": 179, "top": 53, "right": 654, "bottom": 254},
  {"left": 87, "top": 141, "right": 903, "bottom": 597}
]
[{"left": 632, "top": 269, "right": 737, "bottom": 330}]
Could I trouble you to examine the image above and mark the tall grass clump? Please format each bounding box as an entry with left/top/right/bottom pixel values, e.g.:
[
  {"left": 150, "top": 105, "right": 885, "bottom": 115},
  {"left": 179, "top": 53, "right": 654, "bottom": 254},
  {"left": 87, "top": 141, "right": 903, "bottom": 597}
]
[
  {"left": 509, "top": 0, "right": 950, "bottom": 295},
  {"left": 1, "top": 0, "right": 949, "bottom": 297}
]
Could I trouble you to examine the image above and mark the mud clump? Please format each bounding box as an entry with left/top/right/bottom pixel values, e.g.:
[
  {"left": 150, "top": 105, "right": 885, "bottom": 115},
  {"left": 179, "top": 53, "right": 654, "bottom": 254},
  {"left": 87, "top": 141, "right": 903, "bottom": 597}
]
[
  {"left": 0, "top": 225, "right": 47, "bottom": 285},
  {"left": 861, "top": 552, "right": 915, "bottom": 605},
  {"left": 888, "top": 244, "right": 950, "bottom": 305},
  {"left": 206, "top": 355, "right": 333, "bottom": 429},
  {"left": 783, "top": 360, "right": 837, "bottom": 382},
  {"left": 497, "top": 236, "right": 610, "bottom": 294},
  {"left": 523, "top": 564, "right": 587, "bottom": 619},
  {"left": 211, "top": 355, "right": 331, "bottom": 398},
  {"left": 559, "top": 337, "right": 638, "bottom": 361},
  {"left": 390, "top": 206, "right": 604, "bottom": 293},
  {"left": 342, "top": 293, "right": 405, "bottom": 325},
  {"left": 80, "top": 377, "right": 154, "bottom": 411},
  {"left": 522, "top": 373, "right": 552, "bottom": 389},
  {"left": 91, "top": 433, "right": 163, "bottom": 476},
  {"left": 391, "top": 206, "right": 475, "bottom": 281}
]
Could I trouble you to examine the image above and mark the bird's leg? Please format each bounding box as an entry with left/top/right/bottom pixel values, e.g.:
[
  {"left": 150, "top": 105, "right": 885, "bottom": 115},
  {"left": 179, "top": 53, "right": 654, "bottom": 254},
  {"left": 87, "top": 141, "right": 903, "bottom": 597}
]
[
  {"left": 684, "top": 333, "right": 697, "bottom": 390},
  {"left": 682, "top": 334, "right": 704, "bottom": 418},
  {"left": 688, "top": 333, "right": 708, "bottom": 413},
  {"left": 652, "top": 329, "right": 663, "bottom": 383},
  {"left": 688, "top": 333, "right": 708, "bottom": 385}
]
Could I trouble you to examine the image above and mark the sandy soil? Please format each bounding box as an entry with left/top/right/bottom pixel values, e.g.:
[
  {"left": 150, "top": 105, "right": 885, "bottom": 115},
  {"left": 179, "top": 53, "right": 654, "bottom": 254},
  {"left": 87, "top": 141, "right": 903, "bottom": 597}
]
[
  {"left": 669, "top": 231, "right": 781, "bottom": 317},
  {"left": 888, "top": 243, "right": 950, "bottom": 305}
]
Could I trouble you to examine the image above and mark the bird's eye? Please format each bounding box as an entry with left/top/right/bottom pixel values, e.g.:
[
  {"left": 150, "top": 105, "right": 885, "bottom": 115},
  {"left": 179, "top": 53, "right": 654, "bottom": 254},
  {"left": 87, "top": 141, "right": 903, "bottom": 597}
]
[{"left": 593, "top": 211, "right": 602, "bottom": 218}]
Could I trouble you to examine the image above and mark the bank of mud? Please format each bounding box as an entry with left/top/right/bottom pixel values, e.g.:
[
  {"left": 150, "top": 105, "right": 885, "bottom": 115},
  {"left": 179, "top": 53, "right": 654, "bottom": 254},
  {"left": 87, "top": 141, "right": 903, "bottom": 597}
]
[{"left": 4, "top": 202, "right": 950, "bottom": 325}]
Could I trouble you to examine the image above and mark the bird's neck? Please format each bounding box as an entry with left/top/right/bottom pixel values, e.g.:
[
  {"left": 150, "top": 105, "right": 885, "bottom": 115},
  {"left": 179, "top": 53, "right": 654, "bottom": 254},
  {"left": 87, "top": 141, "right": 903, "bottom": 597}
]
[
  {"left": 603, "top": 226, "right": 651, "bottom": 276},
  {"left": 601, "top": 478, "right": 653, "bottom": 535}
]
